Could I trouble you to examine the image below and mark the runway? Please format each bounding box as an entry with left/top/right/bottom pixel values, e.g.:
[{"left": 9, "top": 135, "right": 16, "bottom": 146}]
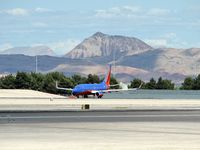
[
  {"left": 1, "top": 89, "right": 200, "bottom": 150},
  {"left": 1, "top": 110, "right": 200, "bottom": 150},
  {"left": 1, "top": 110, "right": 200, "bottom": 123}
]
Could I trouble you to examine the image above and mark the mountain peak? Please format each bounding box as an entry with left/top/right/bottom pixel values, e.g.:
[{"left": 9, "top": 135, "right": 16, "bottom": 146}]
[
  {"left": 93, "top": 32, "right": 106, "bottom": 37},
  {"left": 65, "top": 32, "right": 152, "bottom": 59}
]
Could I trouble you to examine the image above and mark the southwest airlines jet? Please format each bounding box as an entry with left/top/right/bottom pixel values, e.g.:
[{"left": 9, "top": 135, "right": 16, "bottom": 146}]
[{"left": 56, "top": 65, "right": 141, "bottom": 98}]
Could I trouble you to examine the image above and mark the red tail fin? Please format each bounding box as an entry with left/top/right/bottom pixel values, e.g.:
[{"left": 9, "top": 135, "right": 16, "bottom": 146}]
[{"left": 104, "top": 65, "right": 111, "bottom": 86}]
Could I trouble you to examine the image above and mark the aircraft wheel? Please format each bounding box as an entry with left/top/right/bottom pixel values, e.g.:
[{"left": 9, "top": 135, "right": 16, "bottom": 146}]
[
  {"left": 96, "top": 93, "right": 99, "bottom": 97},
  {"left": 84, "top": 95, "right": 88, "bottom": 98}
]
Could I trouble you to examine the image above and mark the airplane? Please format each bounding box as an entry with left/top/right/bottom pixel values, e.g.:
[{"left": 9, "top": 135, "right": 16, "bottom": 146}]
[{"left": 56, "top": 65, "right": 142, "bottom": 98}]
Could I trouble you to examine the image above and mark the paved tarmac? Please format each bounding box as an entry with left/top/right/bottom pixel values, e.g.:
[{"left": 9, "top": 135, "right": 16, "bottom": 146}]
[
  {"left": 1, "top": 98, "right": 200, "bottom": 111},
  {"left": 1, "top": 110, "right": 200, "bottom": 150},
  {"left": 1, "top": 89, "right": 200, "bottom": 149},
  {"left": 1, "top": 110, "right": 200, "bottom": 123}
]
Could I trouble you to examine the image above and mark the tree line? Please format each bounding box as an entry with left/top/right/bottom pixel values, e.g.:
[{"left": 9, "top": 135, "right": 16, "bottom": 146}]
[
  {"left": 0, "top": 72, "right": 118, "bottom": 94},
  {"left": 0, "top": 72, "right": 199, "bottom": 95},
  {"left": 129, "top": 77, "right": 175, "bottom": 90},
  {"left": 180, "top": 75, "right": 200, "bottom": 90}
]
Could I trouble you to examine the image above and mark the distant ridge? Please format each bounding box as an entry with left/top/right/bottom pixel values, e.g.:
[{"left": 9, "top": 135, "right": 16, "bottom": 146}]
[
  {"left": 65, "top": 32, "right": 152, "bottom": 58},
  {"left": 0, "top": 46, "right": 56, "bottom": 56}
]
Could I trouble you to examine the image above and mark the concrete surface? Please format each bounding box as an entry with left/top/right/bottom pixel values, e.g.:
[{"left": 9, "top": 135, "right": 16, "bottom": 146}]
[
  {"left": 1, "top": 111, "right": 200, "bottom": 150},
  {"left": 1, "top": 89, "right": 200, "bottom": 111},
  {"left": 0, "top": 89, "right": 65, "bottom": 98},
  {"left": 1, "top": 98, "right": 200, "bottom": 111},
  {"left": 1, "top": 90, "right": 200, "bottom": 150}
]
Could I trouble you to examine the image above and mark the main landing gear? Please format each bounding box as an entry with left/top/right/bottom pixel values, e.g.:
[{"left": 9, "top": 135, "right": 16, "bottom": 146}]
[
  {"left": 96, "top": 93, "right": 103, "bottom": 99},
  {"left": 83, "top": 95, "right": 88, "bottom": 98},
  {"left": 75, "top": 94, "right": 102, "bottom": 99}
]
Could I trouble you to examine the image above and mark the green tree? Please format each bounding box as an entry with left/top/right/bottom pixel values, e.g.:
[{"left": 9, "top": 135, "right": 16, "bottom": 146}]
[
  {"left": 163, "top": 79, "right": 174, "bottom": 90},
  {"left": 71, "top": 74, "right": 87, "bottom": 85},
  {"left": 57, "top": 76, "right": 74, "bottom": 95},
  {"left": 15, "top": 72, "right": 31, "bottom": 89},
  {"left": 42, "top": 72, "right": 73, "bottom": 94},
  {"left": 0, "top": 74, "right": 16, "bottom": 89},
  {"left": 156, "top": 77, "right": 174, "bottom": 90},
  {"left": 156, "top": 77, "right": 164, "bottom": 89},
  {"left": 42, "top": 73, "right": 57, "bottom": 93},
  {"left": 180, "top": 77, "right": 194, "bottom": 90},
  {"left": 129, "top": 78, "right": 143, "bottom": 88},
  {"left": 29, "top": 72, "right": 45, "bottom": 91},
  {"left": 192, "top": 75, "right": 200, "bottom": 90},
  {"left": 145, "top": 78, "right": 156, "bottom": 89},
  {"left": 86, "top": 74, "right": 100, "bottom": 83}
]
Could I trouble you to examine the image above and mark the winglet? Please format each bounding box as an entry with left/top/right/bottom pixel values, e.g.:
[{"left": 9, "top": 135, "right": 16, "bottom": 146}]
[
  {"left": 55, "top": 81, "right": 73, "bottom": 91},
  {"left": 138, "top": 82, "right": 143, "bottom": 89},
  {"left": 56, "top": 81, "right": 59, "bottom": 88}
]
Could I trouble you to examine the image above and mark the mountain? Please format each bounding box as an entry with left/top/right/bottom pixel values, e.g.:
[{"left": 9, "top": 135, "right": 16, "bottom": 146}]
[
  {"left": 0, "top": 32, "right": 199, "bottom": 83},
  {"left": 0, "top": 54, "right": 187, "bottom": 83},
  {"left": 65, "top": 32, "right": 152, "bottom": 58},
  {"left": 49, "top": 64, "right": 148, "bottom": 76},
  {"left": 0, "top": 55, "right": 93, "bottom": 73},
  {"left": 154, "top": 48, "right": 200, "bottom": 75},
  {"left": 0, "top": 46, "right": 56, "bottom": 56},
  {"left": 116, "top": 48, "right": 200, "bottom": 76}
]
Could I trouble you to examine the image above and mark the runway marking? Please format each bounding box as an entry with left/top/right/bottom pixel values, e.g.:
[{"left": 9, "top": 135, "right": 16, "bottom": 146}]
[{"left": 1, "top": 114, "right": 200, "bottom": 119}]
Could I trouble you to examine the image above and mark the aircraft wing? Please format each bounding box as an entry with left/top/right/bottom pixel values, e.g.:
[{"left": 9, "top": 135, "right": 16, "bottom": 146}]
[
  {"left": 101, "top": 82, "right": 143, "bottom": 93},
  {"left": 109, "top": 84, "right": 120, "bottom": 87},
  {"left": 100, "top": 87, "right": 139, "bottom": 93},
  {"left": 56, "top": 81, "right": 73, "bottom": 91}
]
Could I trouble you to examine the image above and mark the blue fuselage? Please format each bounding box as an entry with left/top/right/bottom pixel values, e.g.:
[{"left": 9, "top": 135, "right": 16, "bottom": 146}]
[{"left": 72, "top": 82, "right": 108, "bottom": 96}]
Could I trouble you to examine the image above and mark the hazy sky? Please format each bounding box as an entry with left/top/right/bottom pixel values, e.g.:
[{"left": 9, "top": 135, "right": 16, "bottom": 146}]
[{"left": 0, "top": 0, "right": 199, "bottom": 55}]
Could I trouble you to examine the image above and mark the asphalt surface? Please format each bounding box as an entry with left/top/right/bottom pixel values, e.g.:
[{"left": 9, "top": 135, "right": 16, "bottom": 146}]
[
  {"left": 1, "top": 110, "right": 200, "bottom": 150},
  {"left": 1, "top": 110, "right": 200, "bottom": 123}
]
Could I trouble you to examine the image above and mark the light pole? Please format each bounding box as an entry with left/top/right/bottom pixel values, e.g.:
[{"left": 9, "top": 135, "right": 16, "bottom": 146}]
[
  {"left": 35, "top": 55, "right": 38, "bottom": 73},
  {"left": 113, "top": 50, "right": 116, "bottom": 77}
]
